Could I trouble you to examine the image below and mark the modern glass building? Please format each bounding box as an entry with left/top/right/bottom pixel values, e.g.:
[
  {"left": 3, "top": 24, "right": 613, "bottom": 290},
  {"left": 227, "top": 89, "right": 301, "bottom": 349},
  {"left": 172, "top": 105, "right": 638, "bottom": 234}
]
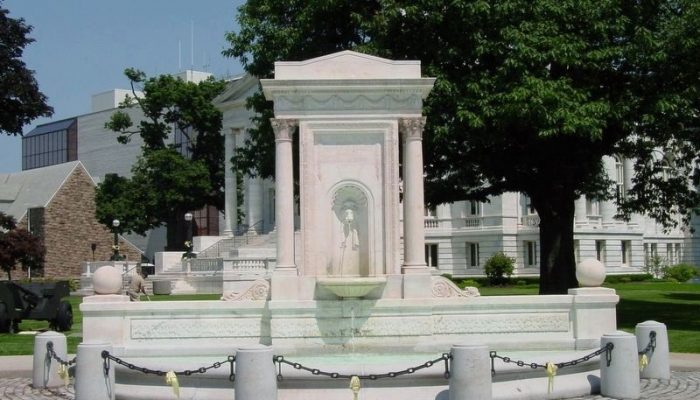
[{"left": 22, "top": 118, "right": 78, "bottom": 170}]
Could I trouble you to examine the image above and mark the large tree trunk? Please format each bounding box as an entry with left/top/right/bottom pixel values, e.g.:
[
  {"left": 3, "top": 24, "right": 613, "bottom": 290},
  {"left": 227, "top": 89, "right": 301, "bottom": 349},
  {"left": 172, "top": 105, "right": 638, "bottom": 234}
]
[{"left": 534, "top": 194, "right": 578, "bottom": 294}]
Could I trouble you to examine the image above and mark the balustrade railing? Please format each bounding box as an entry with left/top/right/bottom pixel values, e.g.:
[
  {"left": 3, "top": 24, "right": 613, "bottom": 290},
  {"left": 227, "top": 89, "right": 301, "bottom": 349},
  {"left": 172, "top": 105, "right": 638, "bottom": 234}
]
[
  {"left": 520, "top": 215, "right": 540, "bottom": 227},
  {"left": 185, "top": 258, "right": 224, "bottom": 274},
  {"left": 229, "top": 258, "right": 273, "bottom": 272}
]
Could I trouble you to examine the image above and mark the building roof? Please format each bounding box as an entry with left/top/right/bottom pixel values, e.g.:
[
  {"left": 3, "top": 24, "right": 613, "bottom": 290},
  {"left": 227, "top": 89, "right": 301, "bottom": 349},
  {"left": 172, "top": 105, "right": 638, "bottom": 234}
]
[
  {"left": 25, "top": 118, "right": 77, "bottom": 137},
  {"left": 0, "top": 161, "right": 86, "bottom": 221}
]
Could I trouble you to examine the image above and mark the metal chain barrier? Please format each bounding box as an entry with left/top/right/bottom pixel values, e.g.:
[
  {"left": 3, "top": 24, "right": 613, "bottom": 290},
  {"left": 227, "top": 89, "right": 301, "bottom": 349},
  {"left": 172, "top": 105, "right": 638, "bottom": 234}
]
[
  {"left": 46, "top": 341, "right": 77, "bottom": 366},
  {"left": 101, "top": 351, "right": 236, "bottom": 382},
  {"left": 273, "top": 353, "right": 451, "bottom": 381},
  {"left": 489, "top": 342, "right": 614, "bottom": 377},
  {"left": 638, "top": 331, "right": 656, "bottom": 356}
]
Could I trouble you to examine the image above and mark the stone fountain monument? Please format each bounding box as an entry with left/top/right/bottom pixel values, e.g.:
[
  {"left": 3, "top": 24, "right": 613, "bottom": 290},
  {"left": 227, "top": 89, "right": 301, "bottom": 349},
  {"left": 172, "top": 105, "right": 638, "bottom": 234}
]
[{"left": 261, "top": 50, "right": 447, "bottom": 303}]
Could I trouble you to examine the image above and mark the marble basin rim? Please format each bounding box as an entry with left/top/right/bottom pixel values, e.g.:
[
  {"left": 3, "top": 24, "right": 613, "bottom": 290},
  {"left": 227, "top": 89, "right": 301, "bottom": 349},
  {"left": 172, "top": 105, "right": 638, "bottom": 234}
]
[{"left": 316, "top": 276, "right": 387, "bottom": 299}]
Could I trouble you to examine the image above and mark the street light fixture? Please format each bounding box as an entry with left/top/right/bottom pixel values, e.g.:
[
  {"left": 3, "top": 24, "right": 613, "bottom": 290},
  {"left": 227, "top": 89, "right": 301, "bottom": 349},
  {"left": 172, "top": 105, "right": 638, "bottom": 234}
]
[
  {"left": 184, "top": 212, "right": 194, "bottom": 259},
  {"left": 111, "top": 219, "right": 122, "bottom": 261}
]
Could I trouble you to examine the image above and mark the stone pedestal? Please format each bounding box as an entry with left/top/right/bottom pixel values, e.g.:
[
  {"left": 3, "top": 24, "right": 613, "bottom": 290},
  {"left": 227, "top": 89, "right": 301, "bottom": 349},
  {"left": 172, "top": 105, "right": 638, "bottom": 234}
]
[
  {"left": 636, "top": 320, "right": 670, "bottom": 380},
  {"left": 75, "top": 342, "right": 115, "bottom": 400},
  {"left": 234, "top": 345, "right": 277, "bottom": 400},
  {"left": 600, "top": 331, "right": 640, "bottom": 399},
  {"left": 33, "top": 331, "right": 67, "bottom": 389},
  {"left": 449, "top": 344, "right": 492, "bottom": 400}
]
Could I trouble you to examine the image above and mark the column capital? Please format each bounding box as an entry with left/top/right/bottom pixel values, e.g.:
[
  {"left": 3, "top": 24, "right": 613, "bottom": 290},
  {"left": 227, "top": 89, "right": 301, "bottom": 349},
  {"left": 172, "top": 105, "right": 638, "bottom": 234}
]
[
  {"left": 270, "top": 118, "right": 298, "bottom": 142},
  {"left": 230, "top": 126, "right": 244, "bottom": 135},
  {"left": 399, "top": 117, "right": 427, "bottom": 141}
]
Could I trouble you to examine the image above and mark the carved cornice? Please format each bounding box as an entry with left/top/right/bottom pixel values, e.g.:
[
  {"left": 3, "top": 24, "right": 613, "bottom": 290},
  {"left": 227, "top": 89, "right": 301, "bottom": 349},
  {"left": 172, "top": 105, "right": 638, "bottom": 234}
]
[
  {"left": 270, "top": 118, "right": 298, "bottom": 142},
  {"left": 268, "top": 88, "right": 428, "bottom": 114},
  {"left": 399, "top": 117, "right": 427, "bottom": 141}
]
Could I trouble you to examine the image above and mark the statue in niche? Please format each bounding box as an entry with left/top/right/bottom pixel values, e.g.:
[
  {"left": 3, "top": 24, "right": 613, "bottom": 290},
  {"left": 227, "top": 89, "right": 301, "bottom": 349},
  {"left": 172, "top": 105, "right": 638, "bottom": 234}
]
[
  {"left": 331, "top": 185, "right": 369, "bottom": 277},
  {"left": 341, "top": 202, "right": 359, "bottom": 250}
]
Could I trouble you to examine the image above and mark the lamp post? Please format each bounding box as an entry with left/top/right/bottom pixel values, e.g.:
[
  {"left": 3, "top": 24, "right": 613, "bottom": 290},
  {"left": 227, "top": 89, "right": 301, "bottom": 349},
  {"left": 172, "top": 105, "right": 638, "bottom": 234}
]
[
  {"left": 110, "top": 219, "right": 121, "bottom": 261},
  {"left": 184, "top": 212, "right": 193, "bottom": 259}
]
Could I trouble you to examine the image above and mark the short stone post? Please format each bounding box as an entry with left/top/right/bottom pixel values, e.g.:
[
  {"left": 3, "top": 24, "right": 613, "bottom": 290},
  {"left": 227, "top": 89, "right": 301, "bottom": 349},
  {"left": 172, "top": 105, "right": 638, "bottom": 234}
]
[
  {"left": 33, "top": 331, "right": 67, "bottom": 388},
  {"left": 449, "top": 344, "right": 492, "bottom": 400},
  {"left": 234, "top": 345, "right": 277, "bottom": 400},
  {"left": 74, "top": 343, "right": 115, "bottom": 400},
  {"left": 600, "top": 331, "right": 640, "bottom": 399},
  {"left": 636, "top": 320, "right": 670, "bottom": 380}
]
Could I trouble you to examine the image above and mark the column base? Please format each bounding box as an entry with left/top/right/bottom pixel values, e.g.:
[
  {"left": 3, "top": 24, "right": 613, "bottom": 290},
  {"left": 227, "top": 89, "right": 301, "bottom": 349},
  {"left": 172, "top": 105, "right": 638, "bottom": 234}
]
[
  {"left": 402, "top": 273, "right": 432, "bottom": 299},
  {"left": 401, "top": 263, "right": 430, "bottom": 274},
  {"left": 271, "top": 266, "right": 299, "bottom": 300}
]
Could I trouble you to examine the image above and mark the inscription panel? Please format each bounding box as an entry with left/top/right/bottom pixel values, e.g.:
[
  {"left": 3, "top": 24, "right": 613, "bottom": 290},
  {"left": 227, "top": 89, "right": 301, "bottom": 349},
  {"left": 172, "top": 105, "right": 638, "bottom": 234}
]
[
  {"left": 131, "top": 318, "right": 262, "bottom": 339},
  {"left": 434, "top": 313, "right": 570, "bottom": 334}
]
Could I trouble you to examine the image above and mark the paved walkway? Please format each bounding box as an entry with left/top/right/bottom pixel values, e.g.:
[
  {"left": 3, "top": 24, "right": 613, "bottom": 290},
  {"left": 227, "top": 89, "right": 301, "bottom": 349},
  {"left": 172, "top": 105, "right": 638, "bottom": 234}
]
[{"left": 0, "top": 355, "right": 698, "bottom": 399}]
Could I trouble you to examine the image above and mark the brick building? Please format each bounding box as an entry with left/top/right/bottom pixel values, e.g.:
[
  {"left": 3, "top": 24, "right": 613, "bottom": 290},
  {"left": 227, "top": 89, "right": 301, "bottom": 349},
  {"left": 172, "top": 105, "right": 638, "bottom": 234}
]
[{"left": 0, "top": 161, "right": 141, "bottom": 279}]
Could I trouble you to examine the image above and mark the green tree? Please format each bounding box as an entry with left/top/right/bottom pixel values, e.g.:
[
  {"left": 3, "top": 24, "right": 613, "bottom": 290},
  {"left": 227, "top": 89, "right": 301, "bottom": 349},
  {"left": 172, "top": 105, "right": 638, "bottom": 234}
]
[
  {"left": 225, "top": 0, "right": 700, "bottom": 294},
  {"left": 96, "top": 69, "right": 227, "bottom": 246},
  {"left": 0, "top": 212, "right": 45, "bottom": 280},
  {"left": 0, "top": 1, "right": 53, "bottom": 135}
]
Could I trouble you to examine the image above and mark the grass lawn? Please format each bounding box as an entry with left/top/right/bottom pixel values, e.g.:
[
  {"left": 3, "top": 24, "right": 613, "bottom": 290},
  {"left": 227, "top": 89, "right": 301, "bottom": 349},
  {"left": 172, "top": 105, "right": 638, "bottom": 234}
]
[{"left": 1, "top": 283, "right": 697, "bottom": 355}]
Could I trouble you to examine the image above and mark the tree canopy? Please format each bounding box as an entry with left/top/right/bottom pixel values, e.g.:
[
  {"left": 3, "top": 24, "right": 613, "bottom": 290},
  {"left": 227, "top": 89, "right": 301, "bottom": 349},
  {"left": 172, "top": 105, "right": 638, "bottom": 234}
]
[
  {"left": 95, "top": 69, "right": 226, "bottom": 240},
  {"left": 0, "top": 1, "right": 52, "bottom": 135},
  {"left": 0, "top": 211, "right": 45, "bottom": 280},
  {"left": 225, "top": 0, "right": 700, "bottom": 293}
]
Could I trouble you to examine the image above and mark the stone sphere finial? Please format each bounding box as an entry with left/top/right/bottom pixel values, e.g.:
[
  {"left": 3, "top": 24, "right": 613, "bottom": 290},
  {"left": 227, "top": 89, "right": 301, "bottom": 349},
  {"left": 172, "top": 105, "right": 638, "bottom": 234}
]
[
  {"left": 93, "top": 266, "right": 123, "bottom": 294},
  {"left": 576, "top": 258, "right": 606, "bottom": 287}
]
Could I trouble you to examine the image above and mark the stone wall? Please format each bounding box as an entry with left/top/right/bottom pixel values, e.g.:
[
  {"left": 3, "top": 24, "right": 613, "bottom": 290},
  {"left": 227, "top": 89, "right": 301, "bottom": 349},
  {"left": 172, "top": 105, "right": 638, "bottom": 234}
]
[{"left": 17, "top": 164, "right": 141, "bottom": 279}]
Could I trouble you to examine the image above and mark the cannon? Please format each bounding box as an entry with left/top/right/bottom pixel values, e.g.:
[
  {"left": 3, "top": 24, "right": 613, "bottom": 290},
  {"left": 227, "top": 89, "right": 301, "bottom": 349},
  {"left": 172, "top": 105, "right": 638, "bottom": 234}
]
[{"left": 0, "top": 281, "right": 73, "bottom": 333}]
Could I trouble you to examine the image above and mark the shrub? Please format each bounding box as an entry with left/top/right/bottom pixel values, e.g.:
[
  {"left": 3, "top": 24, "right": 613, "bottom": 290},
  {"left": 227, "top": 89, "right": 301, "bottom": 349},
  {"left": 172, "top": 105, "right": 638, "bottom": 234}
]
[
  {"left": 484, "top": 252, "right": 515, "bottom": 286},
  {"left": 516, "top": 280, "right": 527, "bottom": 286},
  {"left": 643, "top": 255, "right": 668, "bottom": 279},
  {"left": 664, "top": 264, "right": 697, "bottom": 282}
]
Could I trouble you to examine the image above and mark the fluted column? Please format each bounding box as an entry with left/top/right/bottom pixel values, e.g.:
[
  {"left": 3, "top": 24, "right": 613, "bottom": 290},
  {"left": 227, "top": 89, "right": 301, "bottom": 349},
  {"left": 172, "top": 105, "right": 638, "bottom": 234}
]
[
  {"left": 271, "top": 119, "right": 298, "bottom": 271},
  {"left": 400, "top": 117, "right": 429, "bottom": 273},
  {"left": 223, "top": 128, "right": 241, "bottom": 237}
]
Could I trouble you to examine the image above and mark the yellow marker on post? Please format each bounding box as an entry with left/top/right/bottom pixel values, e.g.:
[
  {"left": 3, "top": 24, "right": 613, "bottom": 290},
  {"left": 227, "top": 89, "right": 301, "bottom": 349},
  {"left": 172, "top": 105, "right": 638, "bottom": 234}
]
[
  {"left": 57, "top": 364, "right": 69, "bottom": 386},
  {"left": 165, "top": 370, "right": 180, "bottom": 398},
  {"left": 639, "top": 354, "right": 649, "bottom": 371},
  {"left": 349, "top": 375, "right": 361, "bottom": 400},
  {"left": 545, "top": 362, "right": 558, "bottom": 394}
]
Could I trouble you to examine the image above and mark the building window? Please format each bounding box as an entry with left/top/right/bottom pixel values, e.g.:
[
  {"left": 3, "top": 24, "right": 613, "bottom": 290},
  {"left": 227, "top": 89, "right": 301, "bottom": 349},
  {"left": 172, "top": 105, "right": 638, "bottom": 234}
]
[
  {"left": 523, "top": 196, "right": 536, "bottom": 215},
  {"left": 22, "top": 118, "right": 77, "bottom": 170},
  {"left": 524, "top": 241, "right": 537, "bottom": 267},
  {"left": 425, "top": 244, "right": 438, "bottom": 268},
  {"left": 596, "top": 240, "right": 606, "bottom": 263},
  {"left": 621, "top": 240, "right": 631, "bottom": 266},
  {"left": 466, "top": 242, "right": 480, "bottom": 268},
  {"left": 587, "top": 199, "right": 600, "bottom": 216},
  {"left": 615, "top": 156, "right": 626, "bottom": 202},
  {"left": 675, "top": 243, "right": 682, "bottom": 264},
  {"left": 27, "top": 207, "right": 45, "bottom": 239},
  {"left": 667, "top": 243, "right": 674, "bottom": 264},
  {"left": 650, "top": 243, "right": 658, "bottom": 258},
  {"left": 468, "top": 201, "right": 481, "bottom": 216}
]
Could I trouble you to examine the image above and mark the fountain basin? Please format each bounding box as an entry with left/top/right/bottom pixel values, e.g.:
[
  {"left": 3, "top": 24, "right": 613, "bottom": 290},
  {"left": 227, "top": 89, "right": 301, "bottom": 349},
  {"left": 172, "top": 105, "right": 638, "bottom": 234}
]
[{"left": 316, "top": 277, "right": 387, "bottom": 299}]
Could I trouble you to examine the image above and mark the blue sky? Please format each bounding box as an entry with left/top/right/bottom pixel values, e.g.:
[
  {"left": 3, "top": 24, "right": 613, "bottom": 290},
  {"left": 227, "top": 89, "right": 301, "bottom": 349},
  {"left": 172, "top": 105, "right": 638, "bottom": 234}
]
[{"left": 1, "top": 0, "right": 245, "bottom": 172}]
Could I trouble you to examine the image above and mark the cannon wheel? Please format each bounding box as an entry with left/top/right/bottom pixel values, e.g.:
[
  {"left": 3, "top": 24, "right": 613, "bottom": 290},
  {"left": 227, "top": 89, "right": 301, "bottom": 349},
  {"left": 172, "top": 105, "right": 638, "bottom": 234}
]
[
  {"left": 0, "top": 303, "right": 13, "bottom": 333},
  {"left": 54, "top": 301, "right": 73, "bottom": 332}
]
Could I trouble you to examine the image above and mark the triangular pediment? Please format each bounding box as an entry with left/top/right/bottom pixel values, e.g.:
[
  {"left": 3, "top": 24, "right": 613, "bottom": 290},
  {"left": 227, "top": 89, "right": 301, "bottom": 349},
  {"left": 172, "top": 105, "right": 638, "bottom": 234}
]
[{"left": 274, "top": 50, "right": 422, "bottom": 80}]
